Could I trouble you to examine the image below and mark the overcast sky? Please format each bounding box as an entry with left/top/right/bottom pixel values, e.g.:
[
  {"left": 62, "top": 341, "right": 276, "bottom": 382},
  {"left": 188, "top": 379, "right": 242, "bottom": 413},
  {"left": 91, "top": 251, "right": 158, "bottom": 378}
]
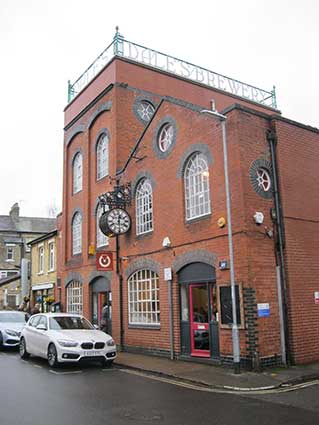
[{"left": 1, "top": 0, "right": 318, "bottom": 218}]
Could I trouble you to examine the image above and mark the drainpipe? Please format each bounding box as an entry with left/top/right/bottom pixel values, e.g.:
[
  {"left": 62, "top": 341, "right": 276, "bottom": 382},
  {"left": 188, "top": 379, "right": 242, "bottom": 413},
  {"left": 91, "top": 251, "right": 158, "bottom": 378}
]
[
  {"left": 266, "top": 129, "right": 291, "bottom": 366},
  {"left": 116, "top": 234, "right": 124, "bottom": 351}
]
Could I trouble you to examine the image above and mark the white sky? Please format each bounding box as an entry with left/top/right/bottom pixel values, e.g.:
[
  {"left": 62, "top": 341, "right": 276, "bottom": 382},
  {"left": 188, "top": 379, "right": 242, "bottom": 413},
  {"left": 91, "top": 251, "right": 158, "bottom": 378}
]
[{"left": 0, "top": 0, "right": 318, "bottom": 217}]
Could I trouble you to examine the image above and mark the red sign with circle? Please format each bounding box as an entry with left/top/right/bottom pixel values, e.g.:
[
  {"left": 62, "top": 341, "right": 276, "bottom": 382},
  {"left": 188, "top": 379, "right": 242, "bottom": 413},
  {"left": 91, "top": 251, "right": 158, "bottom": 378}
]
[{"left": 96, "top": 252, "right": 113, "bottom": 271}]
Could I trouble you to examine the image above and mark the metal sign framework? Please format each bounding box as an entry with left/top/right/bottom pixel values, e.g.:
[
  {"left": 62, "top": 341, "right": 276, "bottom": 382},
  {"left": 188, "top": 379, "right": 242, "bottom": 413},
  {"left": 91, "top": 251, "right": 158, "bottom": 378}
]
[{"left": 68, "top": 29, "right": 277, "bottom": 109}]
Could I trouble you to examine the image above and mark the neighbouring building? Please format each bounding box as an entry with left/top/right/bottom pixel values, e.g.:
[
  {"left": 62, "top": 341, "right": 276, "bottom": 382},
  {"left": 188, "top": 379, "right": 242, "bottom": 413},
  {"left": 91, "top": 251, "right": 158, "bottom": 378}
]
[
  {"left": 0, "top": 203, "right": 56, "bottom": 309},
  {"left": 29, "top": 229, "right": 58, "bottom": 313},
  {"left": 59, "top": 29, "right": 319, "bottom": 368}
]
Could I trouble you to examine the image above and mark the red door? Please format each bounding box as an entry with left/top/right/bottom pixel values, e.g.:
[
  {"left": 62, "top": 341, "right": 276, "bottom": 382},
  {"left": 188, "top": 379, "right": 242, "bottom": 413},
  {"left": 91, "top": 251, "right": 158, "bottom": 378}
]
[{"left": 190, "top": 284, "right": 210, "bottom": 357}]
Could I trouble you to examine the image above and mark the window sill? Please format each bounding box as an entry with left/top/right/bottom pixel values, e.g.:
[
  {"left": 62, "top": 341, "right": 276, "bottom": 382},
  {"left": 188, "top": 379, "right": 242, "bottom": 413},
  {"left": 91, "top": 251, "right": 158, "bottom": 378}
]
[
  {"left": 37, "top": 272, "right": 44, "bottom": 276},
  {"left": 48, "top": 269, "right": 55, "bottom": 273},
  {"left": 136, "top": 230, "right": 153, "bottom": 240},
  {"left": 185, "top": 212, "right": 212, "bottom": 225},
  {"left": 96, "top": 174, "right": 109, "bottom": 182},
  {"left": 96, "top": 244, "right": 109, "bottom": 251},
  {"left": 5, "top": 259, "right": 14, "bottom": 263},
  {"left": 128, "top": 324, "right": 160, "bottom": 330}
]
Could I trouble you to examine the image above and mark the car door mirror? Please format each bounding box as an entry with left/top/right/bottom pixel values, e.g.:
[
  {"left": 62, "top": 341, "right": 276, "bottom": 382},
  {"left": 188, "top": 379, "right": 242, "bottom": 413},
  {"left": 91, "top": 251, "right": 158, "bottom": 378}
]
[
  {"left": 93, "top": 324, "right": 99, "bottom": 330},
  {"left": 36, "top": 324, "right": 47, "bottom": 331}
]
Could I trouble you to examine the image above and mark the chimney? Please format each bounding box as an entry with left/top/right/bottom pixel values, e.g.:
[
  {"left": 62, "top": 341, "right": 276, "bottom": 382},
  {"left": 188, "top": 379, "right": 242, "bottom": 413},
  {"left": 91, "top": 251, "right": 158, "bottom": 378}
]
[{"left": 10, "top": 203, "right": 20, "bottom": 221}]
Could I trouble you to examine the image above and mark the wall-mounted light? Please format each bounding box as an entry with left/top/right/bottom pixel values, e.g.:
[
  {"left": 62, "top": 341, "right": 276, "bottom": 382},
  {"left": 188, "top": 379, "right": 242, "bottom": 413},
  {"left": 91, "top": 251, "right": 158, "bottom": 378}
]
[
  {"left": 162, "top": 237, "right": 171, "bottom": 248},
  {"left": 254, "top": 211, "right": 264, "bottom": 225}
]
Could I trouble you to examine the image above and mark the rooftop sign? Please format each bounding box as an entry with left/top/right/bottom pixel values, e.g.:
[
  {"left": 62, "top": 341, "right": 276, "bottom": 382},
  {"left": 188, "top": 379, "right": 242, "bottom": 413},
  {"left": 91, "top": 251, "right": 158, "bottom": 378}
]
[{"left": 68, "top": 30, "right": 277, "bottom": 109}]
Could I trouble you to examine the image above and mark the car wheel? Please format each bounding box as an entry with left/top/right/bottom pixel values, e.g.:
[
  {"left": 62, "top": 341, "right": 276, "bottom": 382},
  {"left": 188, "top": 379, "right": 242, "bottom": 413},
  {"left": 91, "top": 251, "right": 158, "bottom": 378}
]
[
  {"left": 0, "top": 332, "right": 3, "bottom": 350},
  {"left": 19, "top": 338, "right": 30, "bottom": 359},
  {"left": 47, "top": 343, "right": 59, "bottom": 368}
]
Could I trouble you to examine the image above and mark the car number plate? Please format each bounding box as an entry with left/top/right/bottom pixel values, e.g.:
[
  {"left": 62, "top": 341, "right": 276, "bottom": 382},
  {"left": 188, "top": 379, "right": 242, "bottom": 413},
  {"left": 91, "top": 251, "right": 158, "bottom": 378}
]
[{"left": 83, "top": 350, "right": 101, "bottom": 356}]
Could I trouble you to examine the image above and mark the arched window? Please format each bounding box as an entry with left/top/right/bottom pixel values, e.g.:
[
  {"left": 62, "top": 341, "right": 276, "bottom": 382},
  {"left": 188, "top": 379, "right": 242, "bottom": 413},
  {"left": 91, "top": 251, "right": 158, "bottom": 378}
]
[
  {"left": 256, "top": 168, "right": 271, "bottom": 192},
  {"left": 72, "top": 212, "right": 82, "bottom": 255},
  {"left": 128, "top": 270, "right": 160, "bottom": 325},
  {"left": 96, "top": 134, "right": 109, "bottom": 180},
  {"left": 184, "top": 152, "right": 211, "bottom": 220},
  {"left": 136, "top": 179, "right": 153, "bottom": 235},
  {"left": 73, "top": 152, "right": 83, "bottom": 194},
  {"left": 96, "top": 203, "right": 109, "bottom": 248},
  {"left": 67, "top": 281, "right": 83, "bottom": 314}
]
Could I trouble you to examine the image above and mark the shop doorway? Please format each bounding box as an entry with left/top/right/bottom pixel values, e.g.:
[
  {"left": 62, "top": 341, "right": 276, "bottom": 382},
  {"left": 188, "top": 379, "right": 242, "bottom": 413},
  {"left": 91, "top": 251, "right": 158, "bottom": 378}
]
[
  {"left": 90, "top": 276, "right": 111, "bottom": 335},
  {"left": 178, "top": 262, "right": 219, "bottom": 359},
  {"left": 92, "top": 291, "right": 112, "bottom": 334}
]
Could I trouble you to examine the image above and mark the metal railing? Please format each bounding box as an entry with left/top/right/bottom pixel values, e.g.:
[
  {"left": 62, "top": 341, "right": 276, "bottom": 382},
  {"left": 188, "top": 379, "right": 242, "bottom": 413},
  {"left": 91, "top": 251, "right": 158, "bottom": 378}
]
[{"left": 67, "top": 29, "right": 277, "bottom": 109}]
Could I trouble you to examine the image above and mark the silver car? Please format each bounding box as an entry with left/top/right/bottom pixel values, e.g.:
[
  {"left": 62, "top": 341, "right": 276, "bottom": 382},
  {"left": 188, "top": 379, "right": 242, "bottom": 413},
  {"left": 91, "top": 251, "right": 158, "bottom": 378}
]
[{"left": 0, "top": 311, "right": 28, "bottom": 349}]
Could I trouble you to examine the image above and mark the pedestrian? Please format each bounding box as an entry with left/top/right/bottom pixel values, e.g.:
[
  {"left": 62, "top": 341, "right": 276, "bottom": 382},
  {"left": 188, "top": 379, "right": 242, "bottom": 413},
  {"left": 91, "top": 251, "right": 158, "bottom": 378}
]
[{"left": 30, "top": 303, "right": 40, "bottom": 315}]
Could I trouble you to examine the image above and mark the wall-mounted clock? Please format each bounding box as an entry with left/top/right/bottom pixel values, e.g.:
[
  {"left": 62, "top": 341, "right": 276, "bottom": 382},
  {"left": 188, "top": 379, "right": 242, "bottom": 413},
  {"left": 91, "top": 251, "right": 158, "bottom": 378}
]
[{"left": 99, "top": 208, "right": 131, "bottom": 236}]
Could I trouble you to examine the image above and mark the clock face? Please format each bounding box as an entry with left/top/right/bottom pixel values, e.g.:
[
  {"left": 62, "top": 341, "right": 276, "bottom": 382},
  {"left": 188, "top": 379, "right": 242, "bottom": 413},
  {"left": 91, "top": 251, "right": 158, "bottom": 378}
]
[{"left": 106, "top": 208, "right": 131, "bottom": 235}]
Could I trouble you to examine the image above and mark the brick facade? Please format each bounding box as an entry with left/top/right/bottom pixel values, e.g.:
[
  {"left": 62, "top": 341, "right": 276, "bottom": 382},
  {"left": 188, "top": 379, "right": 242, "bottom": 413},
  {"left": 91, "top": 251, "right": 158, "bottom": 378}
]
[{"left": 60, "top": 55, "right": 319, "bottom": 367}]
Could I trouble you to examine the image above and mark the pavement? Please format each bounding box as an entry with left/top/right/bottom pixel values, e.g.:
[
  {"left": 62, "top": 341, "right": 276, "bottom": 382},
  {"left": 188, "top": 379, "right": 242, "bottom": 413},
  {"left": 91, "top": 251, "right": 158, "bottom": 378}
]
[{"left": 114, "top": 351, "right": 319, "bottom": 391}]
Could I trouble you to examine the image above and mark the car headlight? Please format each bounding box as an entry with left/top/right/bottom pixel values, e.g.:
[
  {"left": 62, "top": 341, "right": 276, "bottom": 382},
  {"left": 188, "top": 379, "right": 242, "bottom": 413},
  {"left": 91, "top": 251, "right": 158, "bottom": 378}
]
[
  {"left": 106, "top": 338, "right": 115, "bottom": 347},
  {"left": 57, "top": 339, "right": 78, "bottom": 347},
  {"left": 5, "top": 329, "right": 19, "bottom": 337}
]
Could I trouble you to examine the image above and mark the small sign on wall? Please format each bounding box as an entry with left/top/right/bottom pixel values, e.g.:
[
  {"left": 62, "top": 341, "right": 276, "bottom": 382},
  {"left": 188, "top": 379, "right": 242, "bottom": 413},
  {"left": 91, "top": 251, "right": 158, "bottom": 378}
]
[
  {"left": 257, "top": 303, "right": 270, "bottom": 317},
  {"left": 96, "top": 252, "right": 113, "bottom": 271},
  {"left": 164, "top": 268, "right": 172, "bottom": 281},
  {"left": 314, "top": 292, "right": 319, "bottom": 305}
]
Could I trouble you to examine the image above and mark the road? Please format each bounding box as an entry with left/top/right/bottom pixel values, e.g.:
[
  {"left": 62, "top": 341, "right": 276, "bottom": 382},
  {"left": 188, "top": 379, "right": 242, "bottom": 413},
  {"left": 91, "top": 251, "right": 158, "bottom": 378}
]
[{"left": 0, "top": 349, "right": 318, "bottom": 425}]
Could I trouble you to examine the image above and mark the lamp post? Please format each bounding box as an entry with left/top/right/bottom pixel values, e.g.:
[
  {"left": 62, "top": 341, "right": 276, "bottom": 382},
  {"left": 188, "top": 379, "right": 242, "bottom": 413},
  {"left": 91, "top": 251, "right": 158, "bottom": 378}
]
[{"left": 201, "top": 108, "right": 240, "bottom": 373}]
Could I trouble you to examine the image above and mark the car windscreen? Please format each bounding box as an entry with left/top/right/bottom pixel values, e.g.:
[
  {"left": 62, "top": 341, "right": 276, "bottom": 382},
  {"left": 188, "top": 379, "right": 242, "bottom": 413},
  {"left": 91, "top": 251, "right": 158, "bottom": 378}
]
[
  {"left": 0, "top": 312, "right": 27, "bottom": 323},
  {"left": 49, "top": 316, "right": 94, "bottom": 330}
]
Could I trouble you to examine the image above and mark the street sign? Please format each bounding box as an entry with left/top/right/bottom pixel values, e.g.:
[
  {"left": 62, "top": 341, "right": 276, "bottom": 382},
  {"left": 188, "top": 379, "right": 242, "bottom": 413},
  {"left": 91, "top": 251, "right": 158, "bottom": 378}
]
[
  {"left": 257, "top": 303, "right": 270, "bottom": 317},
  {"left": 96, "top": 252, "right": 113, "bottom": 271}
]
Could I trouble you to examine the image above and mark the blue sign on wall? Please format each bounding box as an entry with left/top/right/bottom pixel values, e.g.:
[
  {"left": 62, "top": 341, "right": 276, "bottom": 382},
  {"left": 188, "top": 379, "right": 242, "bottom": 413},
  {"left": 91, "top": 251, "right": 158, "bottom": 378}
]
[{"left": 257, "top": 303, "right": 270, "bottom": 317}]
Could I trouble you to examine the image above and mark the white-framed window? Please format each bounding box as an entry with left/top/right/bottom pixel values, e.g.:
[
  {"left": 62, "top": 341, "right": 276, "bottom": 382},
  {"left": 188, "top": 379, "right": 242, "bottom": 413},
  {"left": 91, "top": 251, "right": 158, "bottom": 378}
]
[
  {"left": 72, "top": 212, "right": 82, "bottom": 255},
  {"left": 6, "top": 246, "right": 14, "bottom": 261},
  {"left": 256, "top": 168, "right": 271, "bottom": 192},
  {"left": 136, "top": 179, "right": 153, "bottom": 235},
  {"left": 97, "top": 134, "right": 109, "bottom": 180},
  {"left": 48, "top": 242, "right": 55, "bottom": 271},
  {"left": 67, "top": 281, "right": 83, "bottom": 314},
  {"left": 73, "top": 152, "right": 83, "bottom": 194},
  {"left": 158, "top": 123, "right": 174, "bottom": 152},
  {"left": 0, "top": 271, "right": 7, "bottom": 279},
  {"left": 96, "top": 203, "right": 109, "bottom": 248},
  {"left": 38, "top": 246, "right": 44, "bottom": 273},
  {"left": 128, "top": 270, "right": 160, "bottom": 325},
  {"left": 184, "top": 152, "right": 211, "bottom": 220},
  {"left": 137, "top": 101, "right": 155, "bottom": 121}
]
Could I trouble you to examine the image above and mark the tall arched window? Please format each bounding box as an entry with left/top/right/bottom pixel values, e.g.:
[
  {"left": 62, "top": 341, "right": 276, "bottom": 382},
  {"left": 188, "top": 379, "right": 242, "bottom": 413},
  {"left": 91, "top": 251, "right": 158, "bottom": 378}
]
[
  {"left": 97, "top": 134, "right": 109, "bottom": 180},
  {"left": 73, "top": 152, "right": 83, "bottom": 194},
  {"left": 72, "top": 212, "right": 82, "bottom": 255},
  {"left": 184, "top": 152, "right": 211, "bottom": 220},
  {"left": 67, "top": 280, "right": 83, "bottom": 314},
  {"left": 96, "top": 203, "right": 109, "bottom": 248},
  {"left": 128, "top": 270, "right": 160, "bottom": 325},
  {"left": 136, "top": 179, "right": 153, "bottom": 235}
]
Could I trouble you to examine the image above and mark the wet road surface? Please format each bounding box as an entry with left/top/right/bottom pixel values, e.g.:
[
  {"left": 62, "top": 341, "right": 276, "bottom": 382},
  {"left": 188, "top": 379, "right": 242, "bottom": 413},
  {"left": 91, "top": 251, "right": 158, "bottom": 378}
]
[{"left": 0, "top": 350, "right": 318, "bottom": 425}]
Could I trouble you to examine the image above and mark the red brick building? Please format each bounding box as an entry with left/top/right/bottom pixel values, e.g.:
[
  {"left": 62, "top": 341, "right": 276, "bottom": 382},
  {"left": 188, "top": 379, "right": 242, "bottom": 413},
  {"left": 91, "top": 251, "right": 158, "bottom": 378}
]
[{"left": 60, "top": 31, "right": 319, "bottom": 368}]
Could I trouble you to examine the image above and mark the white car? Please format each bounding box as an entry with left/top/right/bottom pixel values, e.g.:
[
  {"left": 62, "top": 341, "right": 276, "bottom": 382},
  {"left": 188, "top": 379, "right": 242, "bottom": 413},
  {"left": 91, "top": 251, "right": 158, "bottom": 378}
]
[
  {"left": 0, "top": 311, "right": 28, "bottom": 349},
  {"left": 19, "top": 313, "right": 116, "bottom": 368}
]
